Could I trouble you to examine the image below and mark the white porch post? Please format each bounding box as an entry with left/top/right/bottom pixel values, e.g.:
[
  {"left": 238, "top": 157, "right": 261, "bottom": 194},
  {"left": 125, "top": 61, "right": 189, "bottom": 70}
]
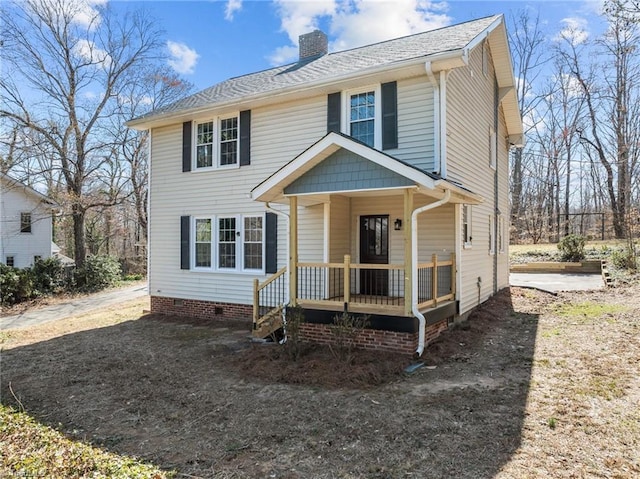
[
  {"left": 403, "top": 189, "right": 414, "bottom": 316},
  {"left": 289, "top": 196, "right": 298, "bottom": 304}
]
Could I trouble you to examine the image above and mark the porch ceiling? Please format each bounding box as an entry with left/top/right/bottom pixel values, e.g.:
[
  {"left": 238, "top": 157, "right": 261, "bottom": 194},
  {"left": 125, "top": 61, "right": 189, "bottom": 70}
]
[{"left": 251, "top": 132, "right": 482, "bottom": 206}]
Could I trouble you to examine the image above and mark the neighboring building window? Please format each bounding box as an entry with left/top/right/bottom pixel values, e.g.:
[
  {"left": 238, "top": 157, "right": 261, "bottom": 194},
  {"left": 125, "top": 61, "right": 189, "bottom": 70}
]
[
  {"left": 196, "top": 121, "right": 214, "bottom": 168},
  {"left": 243, "top": 216, "right": 263, "bottom": 270},
  {"left": 6, "top": 256, "right": 15, "bottom": 267},
  {"left": 463, "top": 205, "right": 473, "bottom": 247},
  {"left": 218, "top": 217, "right": 237, "bottom": 269},
  {"left": 194, "top": 218, "right": 212, "bottom": 268},
  {"left": 20, "top": 212, "right": 32, "bottom": 233},
  {"left": 498, "top": 214, "right": 505, "bottom": 253},
  {"left": 195, "top": 115, "right": 239, "bottom": 169},
  {"left": 34, "top": 255, "right": 42, "bottom": 263},
  {"left": 219, "top": 117, "right": 238, "bottom": 166},
  {"left": 489, "top": 126, "right": 496, "bottom": 169},
  {"left": 489, "top": 215, "right": 495, "bottom": 255}
]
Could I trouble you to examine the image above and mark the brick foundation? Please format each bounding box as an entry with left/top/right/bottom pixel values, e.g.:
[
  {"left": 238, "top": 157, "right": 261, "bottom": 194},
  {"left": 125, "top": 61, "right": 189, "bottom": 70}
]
[
  {"left": 300, "top": 318, "right": 450, "bottom": 356},
  {"left": 150, "top": 296, "right": 252, "bottom": 321}
]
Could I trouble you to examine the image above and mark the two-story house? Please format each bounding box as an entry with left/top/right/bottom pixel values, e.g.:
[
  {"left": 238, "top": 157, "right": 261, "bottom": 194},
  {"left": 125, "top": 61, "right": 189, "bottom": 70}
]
[
  {"left": 127, "top": 15, "right": 523, "bottom": 355},
  {"left": 1, "top": 173, "right": 58, "bottom": 269}
]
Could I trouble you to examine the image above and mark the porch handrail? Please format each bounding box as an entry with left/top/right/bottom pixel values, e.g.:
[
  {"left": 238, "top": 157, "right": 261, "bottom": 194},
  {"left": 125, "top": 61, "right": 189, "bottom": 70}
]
[{"left": 253, "top": 266, "right": 287, "bottom": 325}]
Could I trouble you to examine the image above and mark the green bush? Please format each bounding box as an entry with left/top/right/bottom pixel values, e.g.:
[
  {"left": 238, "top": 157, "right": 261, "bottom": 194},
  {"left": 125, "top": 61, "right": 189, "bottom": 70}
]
[
  {"left": 558, "top": 234, "right": 586, "bottom": 262},
  {"left": 0, "top": 264, "right": 21, "bottom": 305},
  {"left": 32, "top": 257, "right": 67, "bottom": 294},
  {"left": 610, "top": 247, "right": 638, "bottom": 271},
  {"left": 75, "top": 255, "right": 122, "bottom": 292}
]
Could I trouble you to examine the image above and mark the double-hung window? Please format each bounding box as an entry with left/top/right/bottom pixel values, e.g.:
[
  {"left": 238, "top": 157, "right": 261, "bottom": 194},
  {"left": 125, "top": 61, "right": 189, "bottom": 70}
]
[
  {"left": 20, "top": 212, "right": 32, "bottom": 233},
  {"left": 350, "top": 90, "right": 376, "bottom": 147},
  {"left": 194, "top": 115, "right": 239, "bottom": 169},
  {"left": 344, "top": 85, "right": 381, "bottom": 149},
  {"left": 192, "top": 215, "right": 263, "bottom": 272},
  {"left": 194, "top": 218, "right": 212, "bottom": 268}
]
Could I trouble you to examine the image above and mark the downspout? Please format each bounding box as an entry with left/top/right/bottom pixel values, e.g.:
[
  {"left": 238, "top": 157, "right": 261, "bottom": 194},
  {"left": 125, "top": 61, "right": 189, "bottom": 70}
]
[
  {"left": 412, "top": 189, "right": 451, "bottom": 357},
  {"left": 265, "top": 202, "right": 290, "bottom": 342}
]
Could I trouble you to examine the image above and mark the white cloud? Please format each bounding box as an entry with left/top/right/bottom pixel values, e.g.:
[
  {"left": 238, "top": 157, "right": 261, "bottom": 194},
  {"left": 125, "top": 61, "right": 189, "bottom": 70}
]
[
  {"left": 225, "top": 0, "right": 243, "bottom": 21},
  {"left": 269, "top": 0, "right": 451, "bottom": 65},
  {"left": 167, "top": 41, "right": 199, "bottom": 75},
  {"left": 556, "top": 17, "right": 589, "bottom": 45},
  {"left": 28, "top": 0, "right": 107, "bottom": 29}
]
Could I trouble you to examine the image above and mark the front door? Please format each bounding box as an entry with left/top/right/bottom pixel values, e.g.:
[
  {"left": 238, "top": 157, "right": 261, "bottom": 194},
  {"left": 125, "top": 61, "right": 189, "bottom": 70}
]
[{"left": 359, "top": 215, "right": 389, "bottom": 296}]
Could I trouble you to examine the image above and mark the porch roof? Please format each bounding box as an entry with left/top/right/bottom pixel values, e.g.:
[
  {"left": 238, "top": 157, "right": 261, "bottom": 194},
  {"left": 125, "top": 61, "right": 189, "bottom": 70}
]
[{"left": 251, "top": 132, "right": 483, "bottom": 206}]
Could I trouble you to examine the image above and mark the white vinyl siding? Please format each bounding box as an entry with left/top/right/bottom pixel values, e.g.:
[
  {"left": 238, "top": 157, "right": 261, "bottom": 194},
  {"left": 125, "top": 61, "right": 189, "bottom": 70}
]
[
  {"left": 393, "top": 77, "right": 436, "bottom": 171},
  {"left": 148, "top": 95, "right": 326, "bottom": 305},
  {"left": 447, "top": 40, "right": 511, "bottom": 314},
  {"left": 0, "top": 179, "right": 54, "bottom": 269}
]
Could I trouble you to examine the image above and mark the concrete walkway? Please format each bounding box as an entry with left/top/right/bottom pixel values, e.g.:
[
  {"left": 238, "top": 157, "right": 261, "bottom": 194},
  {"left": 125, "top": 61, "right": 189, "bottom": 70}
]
[
  {"left": 0, "top": 282, "right": 148, "bottom": 330},
  {"left": 510, "top": 273, "right": 604, "bottom": 293}
]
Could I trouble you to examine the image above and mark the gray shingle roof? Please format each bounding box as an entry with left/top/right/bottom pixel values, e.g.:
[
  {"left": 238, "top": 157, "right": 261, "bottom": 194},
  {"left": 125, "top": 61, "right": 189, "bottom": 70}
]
[{"left": 134, "top": 15, "right": 499, "bottom": 122}]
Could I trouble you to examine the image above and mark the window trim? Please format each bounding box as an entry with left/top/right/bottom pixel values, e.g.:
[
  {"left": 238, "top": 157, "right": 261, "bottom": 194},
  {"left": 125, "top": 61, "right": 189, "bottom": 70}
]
[
  {"left": 463, "top": 205, "right": 473, "bottom": 249},
  {"left": 193, "top": 217, "right": 213, "bottom": 270},
  {"left": 192, "top": 113, "right": 240, "bottom": 171},
  {"left": 342, "top": 84, "right": 382, "bottom": 149},
  {"left": 20, "top": 212, "right": 32, "bottom": 233},
  {"left": 498, "top": 214, "right": 505, "bottom": 254},
  {"left": 190, "top": 214, "right": 265, "bottom": 273},
  {"left": 489, "top": 214, "right": 495, "bottom": 255}
]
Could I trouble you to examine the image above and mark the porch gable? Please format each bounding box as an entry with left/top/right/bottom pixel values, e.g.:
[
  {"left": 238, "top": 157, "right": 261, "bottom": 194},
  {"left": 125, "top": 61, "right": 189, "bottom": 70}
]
[{"left": 284, "top": 148, "right": 414, "bottom": 195}]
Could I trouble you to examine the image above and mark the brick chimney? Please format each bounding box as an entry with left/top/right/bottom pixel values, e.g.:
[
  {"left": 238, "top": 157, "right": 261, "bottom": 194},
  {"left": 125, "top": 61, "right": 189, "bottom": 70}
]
[{"left": 299, "top": 30, "right": 328, "bottom": 61}]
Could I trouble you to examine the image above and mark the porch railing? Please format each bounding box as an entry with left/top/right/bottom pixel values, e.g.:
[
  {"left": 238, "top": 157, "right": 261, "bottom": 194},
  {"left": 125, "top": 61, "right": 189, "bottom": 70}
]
[
  {"left": 296, "top": 253, "right": 455, "bottom": 314},
  {"left": 417, "top": 254, "right": 455, "bottom": 310}
]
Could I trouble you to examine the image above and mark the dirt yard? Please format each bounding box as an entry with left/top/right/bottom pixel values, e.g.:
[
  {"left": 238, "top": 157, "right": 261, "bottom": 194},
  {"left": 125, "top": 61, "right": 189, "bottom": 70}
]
[{"left": 1, "top": 286, "right": 639, "bottom": 478}]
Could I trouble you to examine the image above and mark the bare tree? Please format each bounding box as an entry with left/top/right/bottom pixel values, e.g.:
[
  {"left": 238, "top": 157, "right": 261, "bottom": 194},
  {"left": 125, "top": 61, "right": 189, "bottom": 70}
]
[
  {"left": 0, "top": 0, "right": 164, "bottom": 268},
  {"left": 508, "top": 10, "right": 549, "bottom": 241}
]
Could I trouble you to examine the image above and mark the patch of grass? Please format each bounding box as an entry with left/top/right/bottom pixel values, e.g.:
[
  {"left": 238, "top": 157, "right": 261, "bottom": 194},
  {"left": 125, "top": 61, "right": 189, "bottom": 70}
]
[
  {"left": 553, "top": 302, "right": 628, "bottom": 322},
  {"left": 541, "top": 328, "right": 561, "bottom": 338},
  {"left": 578, "top": 376, "right": 627, "bottom": 401},
  {"left": 0, "top": 404, "right": 172, "bottom": 478},
  {"left": 548, "top": 417, "right": 557, "bottom": 429}
]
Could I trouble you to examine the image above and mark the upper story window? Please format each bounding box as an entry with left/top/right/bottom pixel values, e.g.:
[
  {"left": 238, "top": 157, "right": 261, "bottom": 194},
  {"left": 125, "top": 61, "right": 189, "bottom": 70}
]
[
  {"left": 350, "top": 91, "right": 376, "bottom": 147},
  {"left": 343, "top": 85, "right": 382, "bottom": 149},
  {"left": 194, "top": 115, "right": 239, "bottom": 169},
  {"left": 20, "top": 212, "right": 32, "bottom": 233}
]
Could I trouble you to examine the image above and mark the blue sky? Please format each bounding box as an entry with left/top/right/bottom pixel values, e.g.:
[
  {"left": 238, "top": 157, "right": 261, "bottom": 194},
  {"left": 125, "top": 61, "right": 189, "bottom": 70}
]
[{"left": 114, "top": 0, "right": 608, "bottom": 91}]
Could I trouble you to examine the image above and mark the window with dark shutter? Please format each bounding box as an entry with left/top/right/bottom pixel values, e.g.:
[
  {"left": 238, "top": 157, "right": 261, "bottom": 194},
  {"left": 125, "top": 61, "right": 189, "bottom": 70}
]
[
  {"left": 180, "top": 215, "right": 190, "bottom": 269},
  {"left": 265, "top": 212, "right": 278, "bottom": 274},
  {"left": 381, "top": 81, "right": 398, "bottom": 150},
  {"left": 182, "top": 121, "right": 192, "bottom": 172},
  {"left": 327, "top": 92, "right": 341, "bottom": 133},
  {"left": 240, "top": 110, "right": 251, "bottom": 166}
]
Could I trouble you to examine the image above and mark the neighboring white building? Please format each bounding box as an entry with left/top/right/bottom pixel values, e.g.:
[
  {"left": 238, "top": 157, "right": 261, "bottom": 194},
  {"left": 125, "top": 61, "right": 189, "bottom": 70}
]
[
  {"left": 0, "top": 173, "right": 58, "bottom": 269},
  {"left": 128, "top": 15, "right": 523, "bottom": 355}
]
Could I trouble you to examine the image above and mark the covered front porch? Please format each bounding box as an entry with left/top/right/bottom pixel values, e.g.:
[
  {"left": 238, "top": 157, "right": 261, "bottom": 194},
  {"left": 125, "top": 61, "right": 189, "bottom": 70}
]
[{"left": 250, "top": 132, "right": 481, "bottom": 351}]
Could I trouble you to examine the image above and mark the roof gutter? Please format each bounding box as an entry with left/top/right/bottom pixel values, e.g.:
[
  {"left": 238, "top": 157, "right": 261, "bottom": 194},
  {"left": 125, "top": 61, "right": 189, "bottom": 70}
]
[
  {"left": 127, "top": 49, "right": 468, "bottom": 130},
  {"left": 412, "top": 189, "right": 451, "bottom": 357}
]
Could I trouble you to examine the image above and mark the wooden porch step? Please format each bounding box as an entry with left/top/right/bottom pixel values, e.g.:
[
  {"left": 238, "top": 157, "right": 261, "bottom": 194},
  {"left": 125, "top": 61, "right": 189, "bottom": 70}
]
[{"left": 252, "top": 307, "right": 284, "bottom": 339}]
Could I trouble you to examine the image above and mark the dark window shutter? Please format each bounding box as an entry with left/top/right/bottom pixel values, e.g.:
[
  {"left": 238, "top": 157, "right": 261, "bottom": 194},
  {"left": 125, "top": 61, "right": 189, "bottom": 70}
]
[
  {"left": 182, "top": 121, "right": 192, "bottom": 172},
  {"left": 327, "top": 92, "right": 341, "bottom": 133},
  {"left": 240, "top": 110, "right": 251, "bottom": 166},
  {"left": 381, "top": 81, "right": 398, "bottom": 150},
  {"left": 265, "top": 212, "right": 277, "bottom": 274},
  {"left": 180, "top": 215, "right": 190, "bottom": 270}
]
